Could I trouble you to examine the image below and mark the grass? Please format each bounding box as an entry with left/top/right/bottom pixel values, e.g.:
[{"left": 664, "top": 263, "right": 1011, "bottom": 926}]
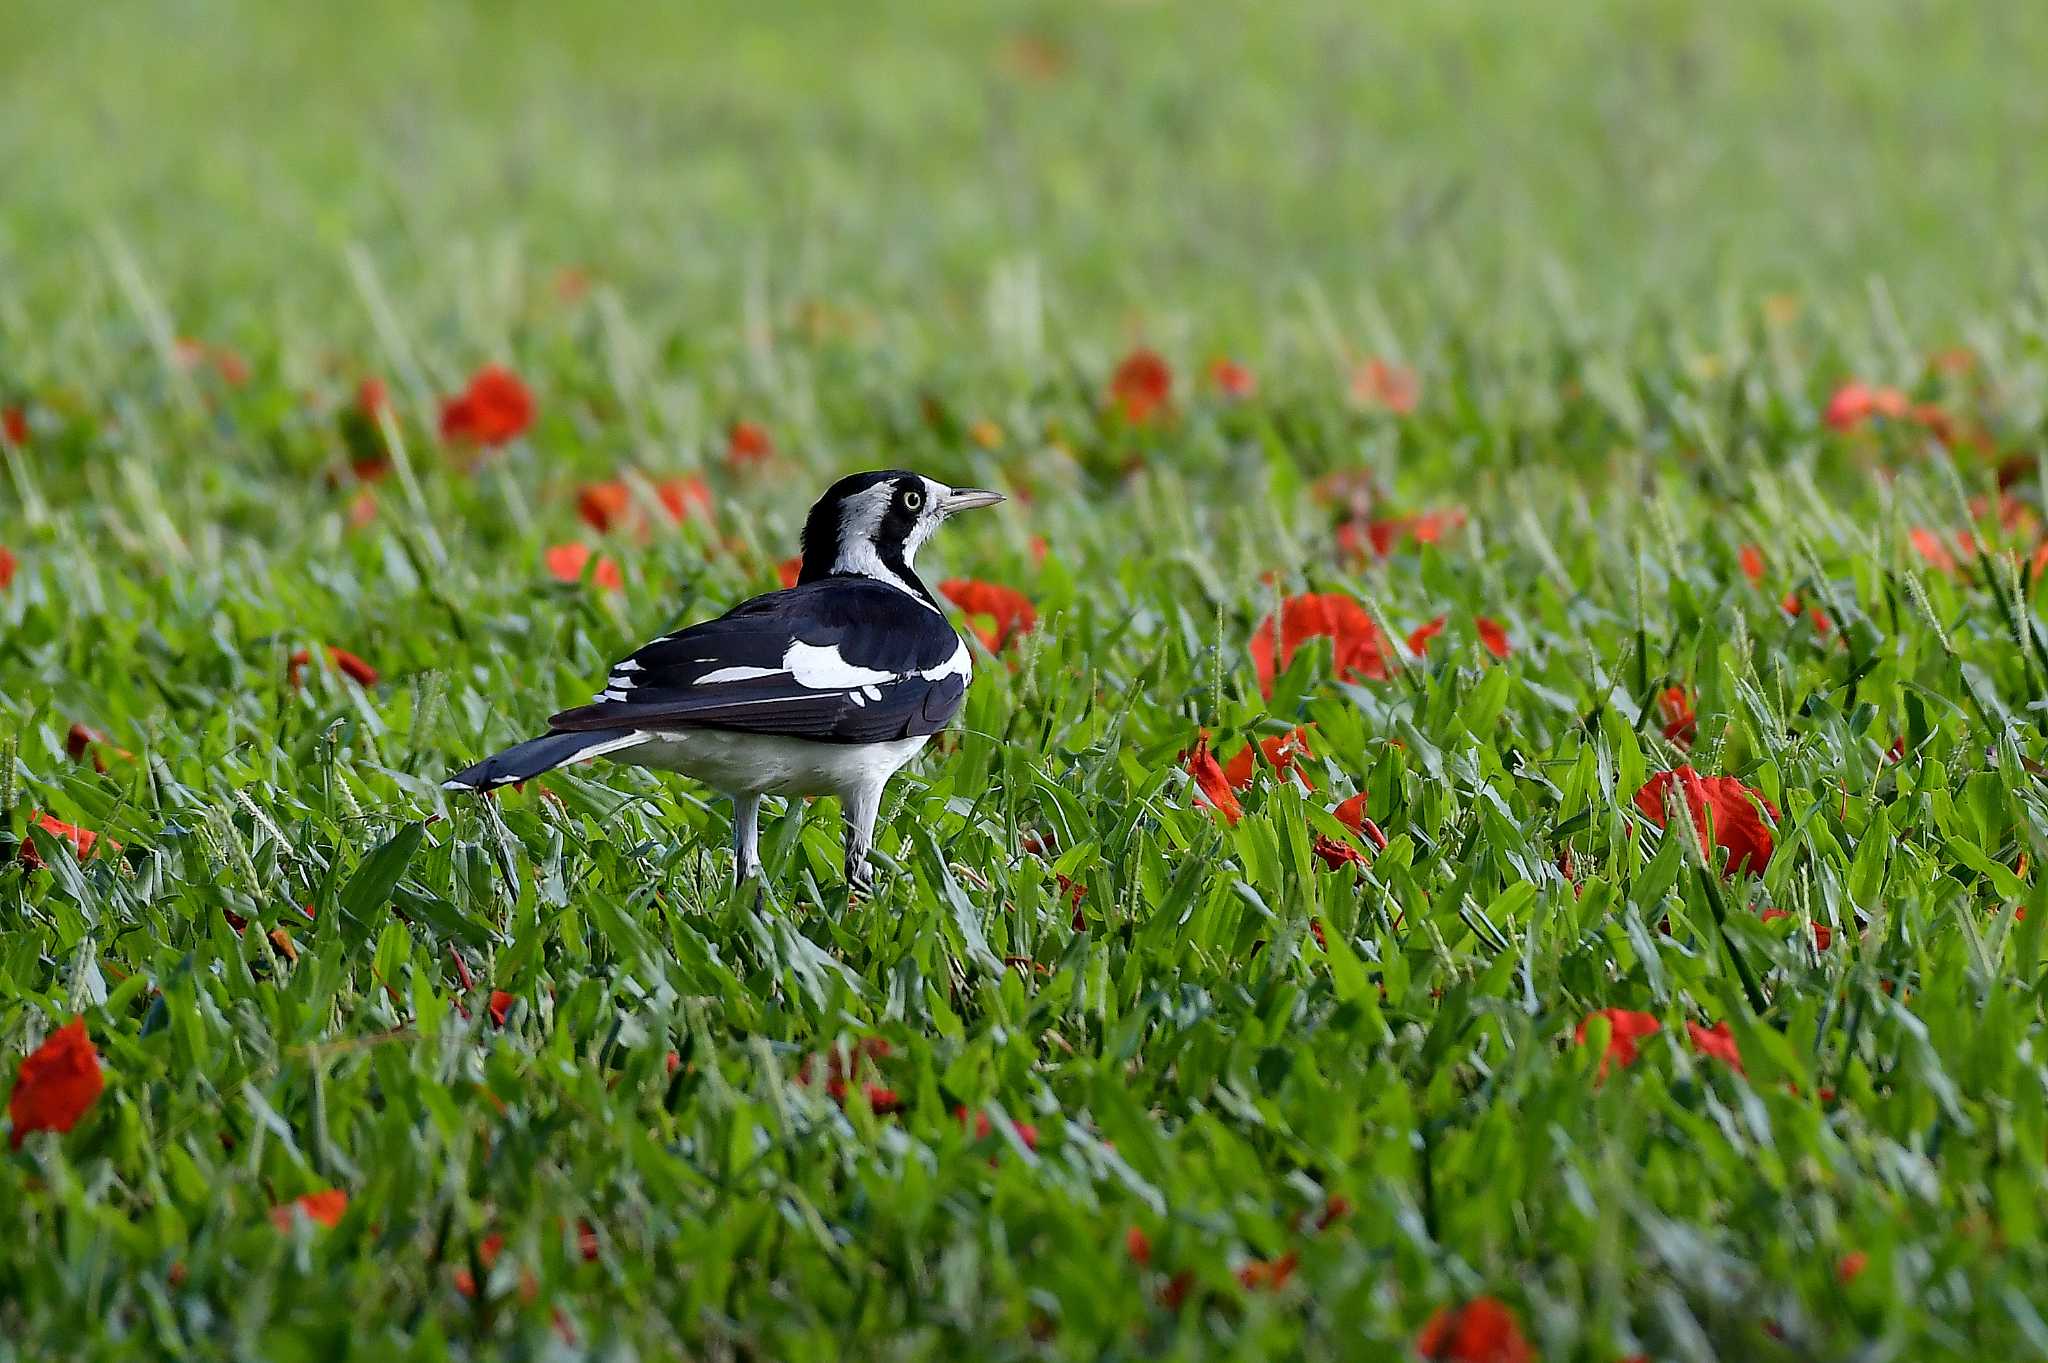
[{"left": 8, "top": 2, "right": 2048, "bottom": 1359}]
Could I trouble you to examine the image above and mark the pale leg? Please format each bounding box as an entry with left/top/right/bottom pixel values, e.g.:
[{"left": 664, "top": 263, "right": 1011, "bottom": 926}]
[
  {"left": 732, "top": 792, "right": 762, "bottom": 886},
  {"left": 842, "top": 782, "right": 883, "bottom": 895}
]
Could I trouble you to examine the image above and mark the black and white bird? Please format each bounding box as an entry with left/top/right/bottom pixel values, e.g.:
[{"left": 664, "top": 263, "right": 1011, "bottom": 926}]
[{"left": 444, "top": 470, "right": 1004, "bottom": 892}]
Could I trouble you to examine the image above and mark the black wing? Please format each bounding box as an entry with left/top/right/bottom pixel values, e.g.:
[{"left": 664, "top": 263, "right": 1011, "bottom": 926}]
[{"left": 548, "top": 577, "right": 970, "bottom": 744}]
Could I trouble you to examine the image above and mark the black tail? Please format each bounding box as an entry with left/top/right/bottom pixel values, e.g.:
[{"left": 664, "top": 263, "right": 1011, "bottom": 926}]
[{"left": 442, "top": 730, "right": 644, "bottom": 792}]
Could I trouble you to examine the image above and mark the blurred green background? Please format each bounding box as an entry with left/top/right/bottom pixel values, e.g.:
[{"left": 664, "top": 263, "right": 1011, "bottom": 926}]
[{"left": 6, "top": 0, "right": 2045, "bottom": 334}]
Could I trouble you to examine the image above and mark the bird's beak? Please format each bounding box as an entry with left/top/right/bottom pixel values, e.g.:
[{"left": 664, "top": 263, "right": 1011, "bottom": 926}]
[{"left": 939, "top": 487, "right": 1006, "bottom": 516}]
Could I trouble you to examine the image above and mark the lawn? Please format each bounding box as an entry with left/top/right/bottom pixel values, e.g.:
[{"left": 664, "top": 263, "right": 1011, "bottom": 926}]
[{"left": 7, "top": 2, "right": 2048, "bottom": 1359}]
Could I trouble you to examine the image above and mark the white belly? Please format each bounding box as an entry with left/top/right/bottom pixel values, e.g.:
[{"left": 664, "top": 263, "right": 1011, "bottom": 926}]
[{"left": 610, "top": 729, "right": 930, "bottom": 798}]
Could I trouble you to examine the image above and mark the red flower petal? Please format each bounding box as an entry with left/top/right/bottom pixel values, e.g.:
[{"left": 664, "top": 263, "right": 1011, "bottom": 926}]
[
  {"left": 0, "top": 546, "right": 16, "bottom": 590},
  {"left": 1, "top": 406, "right": 26, "bottom": 446},
  {"left": 727, "top": 421, "right": 773, "bottom": 466},
  {"left": 1761, "top": 908, "right": 1833, "bottom": 949},
  {"left": 1251, "top": 593, "right": 1390, "bottom": 698},
  {"left": 545, "top": 543, "right": 623, "bottom": 591},
  {"left": 1208, "top": 357, "right": 1255, "bottom": 399},
  {"left": 1183, "top": 732, "right": 1244, "bottom": 825},
  {"left": 1658, "top": 687, "right": 1698, "bottom": 747},
  {"left": 657, "top": 476, "right": 712, "bottom": 523},
  {"left": 576, "top": 481, "right": 633, "bottom": 533},
  {"left": 1223, "top": 727, "right": 1316, "bottom": 792},
  {"left": 487, "top": 990, "right": 516, "bottom": 1027},
  {"left": 1235, "top": 1251, "right": 1299, "bottom": 1291},
  {"left": 1407, "top": 615, "right": 1446, "bottom": 656},
  {"left": 1415, "top": 1296, "right": 1534, "bottom": 1363},
  {"left": 270, "top": 1189, "right": 347, "bottom": 1231},
  {"left": 1633, "top": 766, "right": 1777, "bottom": 876},
  {"left": 1110, "top": 348, "right": 1172, "bottom": 425},
  {"left": 1351, "top": 357, "right": 1418, "bottom": 414},
  {"left": 7, "top": 1018, "right": 104, "bottom": 1148},
  {"left": 16, "top": 813, "right": 116, "bottom": 870},
  {"left": 1686, "top": 1019, "right": 1744, "bottom": 1072},
  {"left": 1476, "top": 616, "right": 1511, "bottom": 659},
  {"left": 1125, "top": 1226, "right": 1152, "bottom": 1264},
  {"left": 1574, "top": 1008, "right": 1661, "bottom": 1077},
  {"left": 440, "top": 365, "right": 534, "bottom": 446},
  {"left": 778, "top": 556, "right": 803, "bottom": 589},
  {"left": 939, "top": 579, "right": 1037, "bottom": 653},
  {"left": 288, "top": 646, "right": 378, "bottom": 688},
  {"left": 1739, "top": 544, "right": 1766, "bottom": 585}
]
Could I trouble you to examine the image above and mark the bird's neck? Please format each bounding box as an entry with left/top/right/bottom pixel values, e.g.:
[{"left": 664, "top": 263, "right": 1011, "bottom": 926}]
[{"left": 800, "top": 540, "right": 940, "bottom": 611}]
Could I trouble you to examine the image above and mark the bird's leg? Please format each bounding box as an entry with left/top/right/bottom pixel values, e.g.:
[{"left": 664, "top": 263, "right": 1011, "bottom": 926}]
[
  {"left": 842, "top": 784, "right": 883, "bottom": 897},
  {"left": 731, "top": 792, "right": 763, "bottom": 888}
]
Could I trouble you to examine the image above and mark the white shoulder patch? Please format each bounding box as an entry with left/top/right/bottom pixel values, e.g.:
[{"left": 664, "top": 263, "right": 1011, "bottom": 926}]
[
  {"left": 919, "top": 638, "right": 973, "bottom": 683},
  {"left": 784, "top": 640, "right": 898, "bottom": 690}
]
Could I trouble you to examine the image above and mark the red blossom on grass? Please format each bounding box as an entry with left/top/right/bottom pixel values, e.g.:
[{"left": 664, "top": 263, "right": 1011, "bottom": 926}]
[
  {"left": 1407, "top": 615, "right": 1511, "bottom": 659},
  {"left": 1223, "top": 727, "right": 1316, "bottom": 792},
  {"left": 1838, "top": 1250, "right": 1869, "bottom": 1283},
  {"left": 576, "top": 482, "right": 634, "bottom": 533},
  {"left": 356, "top": 377, "right": 390, "bottom": 421},
  {"left": 1125, "top": 1226, "right": 1152, "bottom": 1265},
  {"left": 8, "top": 1019, "right": 104, "bottom": 1149},
  {"left": 1658, "top": 687, "right": 1698, "bottom": 746},
  {"left": 545, "top": 543, "right": 624, "bottom": 591},
  {"left": 939, "top": 579, "right": 1037, "bottom": 652},
  {"left": 66, "top": 723, "right": 131, "bottom": 774},
  {"left": 955, "top": 1105, "right": 1039, "bottom": 1150},
  {"left": 777, "top": 557, "right": 803, "bottom": 589},
  {"left": 1686, "top": 1020, "right": 1744, "bottom": 1072},
  {"left": 1761, "top": 908, "right": 1833, "bottom": 949},
  {"left": 1575, "top": 1008, "right": 1661, "bottom": 1077},
  {"left": 175, "top": 338, "right": 248, "bottom": 385},
  {"left": 1110, "top": 348, "right": 1172, "bottom": 424},
  {"left": 1910, "top": 528, "right": 1960, "bottom": 575},
  {"left": 439, "top": 365, "right": 534, "bottom": 446},
  {"left": 1339, "top": 507, "right": 1468, "bottom": 562},
  {"left": 1251, "top": 592, "right": 1391, "bottom": 698},
  {"left": 727, "top": 420, "right": 773, "bottom": 466},
  {"left": 1351, "top": 357, "right": 1418, "bottom": 414},
  {"left": 16, "top": 813, "right": 117, "bottom": 870},
  {"left": 1235, "top": 1251, "right": 1299, "bottom": 1291},
  {"left": 1476, "top": 617, "right": 1511, "bottom": 658},
  {"left": 288, "top": 646, "right": 379, "bottom": 689},
  {"left": 1739, "top": 544, "right": 1766, "bottom": 585},
  {"left": 1208, "top": 357, "right": 1256, "bottom": 399},
  {"left": 1316, "top": 785, "right": 1387, "bottom": 871},
  {"left": 487, "top": 991, "right": 516, "bottom": 1026},
  {"left": 270, "top": 1189, "right": 348, "bottom": 1231},
  {"left": 1824, "top": 381, "right": 1910, "bottom": 431},
  {"left": 0, "top": 547, "right": 15, "bottom": 590},
  {"left": 2, "top": 406, "right": 26, "bottom": 445},
  {"left": 577, "top": 476, "right": 710, "bottom": 534},
  {"left": 1633, "top": 766, "right": 1778, "bottom": 877},
  {"left": 1415, "top": 1296, "right": 1534, "bottom": 1363},
  {"left": 1333, "top": 791, "right": 1389, "bottom": 850},
  {"left": 657, "top": 476, "right": 712, "bottom": 522},
  {"left": 1183, "top": 732, "right": 1244, "bottom": 825},
  {"left": 1780, "top": 590, "right": 1834, "bottom": 635}
]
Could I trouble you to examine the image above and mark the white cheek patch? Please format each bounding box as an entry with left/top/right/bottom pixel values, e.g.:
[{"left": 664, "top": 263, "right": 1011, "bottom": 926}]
[{"left": 784, "top": 640, "right": 896, "bottom": 689}]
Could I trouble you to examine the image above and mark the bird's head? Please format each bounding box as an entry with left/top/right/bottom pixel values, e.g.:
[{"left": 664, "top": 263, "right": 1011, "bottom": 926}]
[{"left": 798, "top": 470, "right": 1004, "bottom": 600}]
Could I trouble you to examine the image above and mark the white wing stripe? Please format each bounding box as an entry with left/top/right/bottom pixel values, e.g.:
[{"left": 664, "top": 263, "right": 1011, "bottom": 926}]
[{"left": 695, "top": 665, "right": 786, "bottom": 685}]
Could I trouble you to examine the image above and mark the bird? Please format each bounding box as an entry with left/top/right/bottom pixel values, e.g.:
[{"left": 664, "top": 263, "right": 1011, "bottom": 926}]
[{"left": 443, "top": 469, "right": 1005, "bottom": 893}]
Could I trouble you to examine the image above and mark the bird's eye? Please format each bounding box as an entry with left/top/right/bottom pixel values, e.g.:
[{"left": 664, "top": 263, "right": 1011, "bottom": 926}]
[{"left": 903, "top": 489, "right": 924, "bottom": 510}]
